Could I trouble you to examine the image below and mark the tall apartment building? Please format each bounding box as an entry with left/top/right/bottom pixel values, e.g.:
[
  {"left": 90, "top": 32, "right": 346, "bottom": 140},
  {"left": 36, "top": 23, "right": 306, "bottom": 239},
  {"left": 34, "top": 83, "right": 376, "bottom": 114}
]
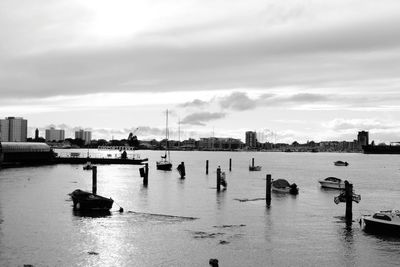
[
  {"left": 245, "top": 131, "right": 257, "bottom": 148},
  {"left": 45, "top": 127, "right": 65, "bottom": 142},
  {"left": 0, "top": 117, "right": 28, "bottom": 142},
  {"left": 357, "top": 131, "right": 369, "bottom": 147},
  {"left": 75, "top": 129, "right": 92, "bottom": 145}
]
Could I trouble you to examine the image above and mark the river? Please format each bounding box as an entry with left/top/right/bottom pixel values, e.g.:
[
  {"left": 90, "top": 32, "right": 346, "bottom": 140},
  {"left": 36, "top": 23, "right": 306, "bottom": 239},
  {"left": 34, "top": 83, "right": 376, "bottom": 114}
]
[{"left": 1, "top": 150, "right": 400, "bottom": 266}]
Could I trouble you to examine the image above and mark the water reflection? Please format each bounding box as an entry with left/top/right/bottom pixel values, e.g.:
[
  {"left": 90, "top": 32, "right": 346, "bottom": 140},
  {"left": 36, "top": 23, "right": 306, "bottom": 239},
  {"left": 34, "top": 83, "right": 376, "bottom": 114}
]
[
  {"left": 72, "top": 210, "right": 112, "bottom": 218},
  {"left": 216, "top": 190, "right": 226, "bottom": 210}
]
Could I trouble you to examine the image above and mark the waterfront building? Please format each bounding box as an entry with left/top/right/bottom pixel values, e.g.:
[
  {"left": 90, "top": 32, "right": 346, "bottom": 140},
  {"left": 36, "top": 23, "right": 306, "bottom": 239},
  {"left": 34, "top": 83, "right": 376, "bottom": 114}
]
[
  {"left": 45, "top": 127, "right": 65, "bottom": 142},
  {"left": 75, "top": 130, "right": 92, "bottom": 145},
  {"left": 358, "top": 131, "right": 369, "bottom": 147},
  {"left": 245, "top": 131, "right": 257, "bottom": 149},
  {"left": 0, "top": 117, "right": 28, "bottom": 142},
  {"left": 198, "top": 137, "right": 243, "bottom": 150}
]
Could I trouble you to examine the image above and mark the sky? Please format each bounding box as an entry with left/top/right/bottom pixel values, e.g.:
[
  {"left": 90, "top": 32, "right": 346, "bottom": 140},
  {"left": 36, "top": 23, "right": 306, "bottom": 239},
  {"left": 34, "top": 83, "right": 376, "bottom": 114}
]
[{"left": 1, "top": 0, "right": 400, "bottom": 143}]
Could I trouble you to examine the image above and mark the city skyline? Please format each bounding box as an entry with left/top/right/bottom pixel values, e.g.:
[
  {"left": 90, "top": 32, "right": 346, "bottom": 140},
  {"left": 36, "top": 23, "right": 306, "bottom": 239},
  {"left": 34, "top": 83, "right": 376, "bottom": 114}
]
[{"left": 2, "top": 1, "right": 400, "bottom": 144}]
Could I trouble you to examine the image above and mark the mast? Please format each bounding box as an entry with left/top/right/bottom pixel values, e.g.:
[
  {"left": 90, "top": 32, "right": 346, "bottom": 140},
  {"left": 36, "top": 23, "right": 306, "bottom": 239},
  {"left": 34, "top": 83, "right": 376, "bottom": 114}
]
[{"left": 166, "top": 109, "right": 169, "bottom": 160}]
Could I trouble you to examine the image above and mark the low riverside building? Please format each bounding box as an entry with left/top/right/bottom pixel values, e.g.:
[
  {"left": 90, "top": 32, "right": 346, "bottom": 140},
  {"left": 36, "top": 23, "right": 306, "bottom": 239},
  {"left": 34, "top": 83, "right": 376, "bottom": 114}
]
[
  {"left": 198, "top": 137, "right": 243, "bottom": 150},
  {"left": 0, "top": 142, "right": 54, "bottom": 167}
]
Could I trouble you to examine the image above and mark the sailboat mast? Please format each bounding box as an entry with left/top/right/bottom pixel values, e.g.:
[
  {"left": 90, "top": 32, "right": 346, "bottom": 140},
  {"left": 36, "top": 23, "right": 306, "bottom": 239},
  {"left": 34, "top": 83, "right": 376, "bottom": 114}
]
[{"left": 166, "top": 109, "right": 170, "bottom": 160}]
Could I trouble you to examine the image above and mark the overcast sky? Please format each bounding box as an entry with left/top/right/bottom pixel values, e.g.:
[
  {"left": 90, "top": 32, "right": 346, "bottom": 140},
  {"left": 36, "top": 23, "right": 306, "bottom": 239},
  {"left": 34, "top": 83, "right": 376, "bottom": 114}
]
[{"left": 1, "top": 0, "right": 400, "bottom": 143}]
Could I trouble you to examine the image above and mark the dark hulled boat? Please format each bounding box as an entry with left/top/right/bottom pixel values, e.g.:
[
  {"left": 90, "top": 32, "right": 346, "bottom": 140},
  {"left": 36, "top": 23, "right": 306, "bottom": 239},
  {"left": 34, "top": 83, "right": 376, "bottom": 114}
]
[
  {"left": 157, "top": 109, "right": 172, "bottom": 171},
  {"left": 69, "top": 189, "right": 113, "bottom": 211}
]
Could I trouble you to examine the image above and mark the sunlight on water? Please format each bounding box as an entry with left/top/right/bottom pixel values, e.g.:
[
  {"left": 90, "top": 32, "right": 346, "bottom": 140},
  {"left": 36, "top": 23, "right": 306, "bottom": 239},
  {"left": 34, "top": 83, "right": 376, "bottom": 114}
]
[{"left": 1, "top": 151, "right": 400, "bottom": 266}]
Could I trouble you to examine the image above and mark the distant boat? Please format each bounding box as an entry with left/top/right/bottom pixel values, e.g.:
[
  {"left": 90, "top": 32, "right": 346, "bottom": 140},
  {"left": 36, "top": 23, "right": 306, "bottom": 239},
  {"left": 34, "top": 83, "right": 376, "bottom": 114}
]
[
  {"left": 69, "top": 189, "right": 113, "bottom": 211},
  {"left": 361, "top": 210, "right": 400, "bottom": 235},
  {"left": 249, "top": 165, "right": 262, "bottom": 171},
  {"left": 83, "top": 161, "right": 93, "bottom": 170},
  {"left": 334, "top": 160, "right": 349, "bottom": 166},
  {"left": 249, "top": 158, "right": 261, "bottom": 171},
  {"left": 318, "top": 177, "right": 346, "bottom": 190},
  {"left": 157, "top": 109, "right": 172, "bottom": 171},
  {"left": 272, "top": 179, "right": 299, "bottom": 195}
]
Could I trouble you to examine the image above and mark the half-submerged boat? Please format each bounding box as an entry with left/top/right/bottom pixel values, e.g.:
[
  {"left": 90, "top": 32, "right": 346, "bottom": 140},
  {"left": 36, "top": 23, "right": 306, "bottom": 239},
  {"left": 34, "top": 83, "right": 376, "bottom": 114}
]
[
  {"left": 249, "top": 165, "right": 261, "bottom": 171},
  {"left": 272, "top": 179, "right": 299, "bottom": 195},
  {"left": 69, "top": 189, "right": 114, "bottom": 211},
  {"left": 318, "top": 177, "right": 346, "bottom": 190},
  {"left": 83, "top": 161, "right": 93, "bottom": 170},
  {"left": 334, "top": 160, "right": 349, "bottom": 166},
  {"left": 249, "top": 158, "right": 261, "bottom": 171},
  {"left": 361, "top": 210, "right": 400, "bottom": 235},
  {"left": 157, "top": 110, "right": 172, "bottom": 171}
]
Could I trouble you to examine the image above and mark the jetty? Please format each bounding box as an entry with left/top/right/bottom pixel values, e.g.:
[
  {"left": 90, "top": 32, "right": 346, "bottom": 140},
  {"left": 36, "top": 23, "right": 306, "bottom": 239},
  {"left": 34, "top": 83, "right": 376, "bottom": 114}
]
[{"left": 0, "top": 142, "right": 147, "bottom": 168}]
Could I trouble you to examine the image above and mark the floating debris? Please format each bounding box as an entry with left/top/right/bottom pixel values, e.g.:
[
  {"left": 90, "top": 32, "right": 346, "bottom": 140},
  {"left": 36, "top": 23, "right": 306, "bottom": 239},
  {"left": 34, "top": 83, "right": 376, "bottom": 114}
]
[
  {"left": 213, "top": 224, "right": 246, "bottom": 228},
  {"left": 219, "top": 240, "right": 230, "bottom": 245},
  {"left": 126, "top": 211, "right": 198, "bottom": 223},
  {"left": 88, "top": 251, "right": 99, "bottom": 255},
  {"left": 234, "top": 198, "right": 265, "bottom": 202},
  {"left": 191, "top": 231, "right": 225, "bottom": 239}
]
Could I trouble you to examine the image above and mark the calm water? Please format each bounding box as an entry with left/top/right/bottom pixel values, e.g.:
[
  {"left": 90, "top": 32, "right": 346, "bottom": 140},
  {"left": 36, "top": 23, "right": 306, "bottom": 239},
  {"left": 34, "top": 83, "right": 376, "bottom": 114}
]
[{"left": 1, "top": 150, "right": 400, "bottom": 266}]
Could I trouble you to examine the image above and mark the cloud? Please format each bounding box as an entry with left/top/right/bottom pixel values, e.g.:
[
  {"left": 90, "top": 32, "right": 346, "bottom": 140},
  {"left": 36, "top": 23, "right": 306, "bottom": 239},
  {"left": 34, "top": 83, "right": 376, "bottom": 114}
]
[
  {"left": 324, "top": 119, "right": 396, "bottom": 131},
  {"left": 1, "top": 1, "right": 400, "bottom": 101},
  {"left": 179, "top": 99, "right": 209, "bottom": 108},
  {"left": 181, "top": 112, "right": 226, "bottom": 126},
  {"left": 219, "top": 92, "right": 259, "bottom": 111}
]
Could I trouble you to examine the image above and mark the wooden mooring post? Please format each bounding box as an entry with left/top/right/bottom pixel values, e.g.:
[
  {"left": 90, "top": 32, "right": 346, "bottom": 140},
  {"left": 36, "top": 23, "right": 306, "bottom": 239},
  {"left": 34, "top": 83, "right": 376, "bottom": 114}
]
[
  {"left": 229, "top": 158, "right": 232, "bottom": 172},
  {"left": 206, "top": 160, "right": 209, "bottom": 175},
  {"left": 334, "top": 180, "right": 360, "bottom": 224},
  {"left": 140, "top": 163, "right": 149, "bottom": 186},
  {"left": 92, "top": 166, "right": 97, "bottom": 195},
  {"left": 345, "top": 180, "right": 353, "bottom": 223},
  {"left": 252, "top": 158, "right": 255, "bottom": 168},
  {"left": 266, "top": 174, "right": 272, "bottom": 207},
  {"left": 178, "top": 162, "right": 186, "bottom": 178},
  {"left": 216, "top": 166, "right": 221, "bottom": 192}
]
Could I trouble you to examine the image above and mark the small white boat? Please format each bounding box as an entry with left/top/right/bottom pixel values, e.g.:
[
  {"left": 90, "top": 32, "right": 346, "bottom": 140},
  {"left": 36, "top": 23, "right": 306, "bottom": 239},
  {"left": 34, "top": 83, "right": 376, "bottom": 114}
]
[
  {"left": 272, "top": 179, "right": 298, "bottom": 195},
  {"left": 361, "top": 210, "right": 400, "bottom": 235},
  {"left": 334, "top": 160, "right": 349, "bottom": 166},
  {"left": 318, "top": 177, "right": 345, "bottom": 190}
]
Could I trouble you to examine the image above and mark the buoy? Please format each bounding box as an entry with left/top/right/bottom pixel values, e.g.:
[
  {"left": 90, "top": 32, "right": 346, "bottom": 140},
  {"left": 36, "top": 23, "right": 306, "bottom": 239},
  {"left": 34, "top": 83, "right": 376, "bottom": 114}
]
[{"left": 119, "top": 207, "right": 124, "bottom": 213}]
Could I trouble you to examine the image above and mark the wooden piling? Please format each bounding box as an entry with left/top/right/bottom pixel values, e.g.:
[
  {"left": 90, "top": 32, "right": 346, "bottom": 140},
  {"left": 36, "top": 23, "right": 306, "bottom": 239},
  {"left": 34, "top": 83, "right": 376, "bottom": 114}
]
[
  {"left": 229, "top": 158, "right": 232, "bottom": 172},
  {"left": 345, "top": 180, "right": 353, "bottom": 223},
  {"left": 217, "top": 166, "right": 221, "bottom": 192},
  {"left": 92, "top": 166, "right": 97, "bottom": 195},
  {"left": 266, "top": 174, "right": 271, "bottom": 207},
  {"left": 143, "top": 163, "right": 149, "bottom": 186},
  {"left": 178, "top": 162, "right": 186, "bottom": 178},
  {"left": 206, "top": 160, "right": 209, "bottom": 175},
  {"left": 252, "top": 158, "right": 255, "bottom": 168}
]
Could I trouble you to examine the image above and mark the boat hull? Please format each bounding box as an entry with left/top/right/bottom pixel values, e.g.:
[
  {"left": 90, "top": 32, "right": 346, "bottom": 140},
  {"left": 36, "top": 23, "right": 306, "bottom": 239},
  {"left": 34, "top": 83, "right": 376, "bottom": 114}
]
[
  {"left": 70, "top": 190, "right": 113, "bottom": 211},
  {"left": 363, "top": 217, "right": 400, "bottom": 235},
  {"left": 318, "top": 181, "right": 345, "bottom": 190},
  {"left": 156, "top": 162, "right": 172, "bottom": 171},
  {"left": 249, "top": 166, "right": 261, "bottom": 171},
  {"left": 272, "top": 186, "right": 298, "bottom": 195}
]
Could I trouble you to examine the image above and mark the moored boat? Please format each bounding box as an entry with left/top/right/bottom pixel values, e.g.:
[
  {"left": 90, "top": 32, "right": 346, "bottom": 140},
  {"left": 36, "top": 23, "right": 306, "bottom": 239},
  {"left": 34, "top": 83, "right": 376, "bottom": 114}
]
[
  {"left": 272, "top": 179, "right": 298, "bottom": 195},
  {"left": 69, "top": 189, "right": 113, "bottom": 211},
  {"left": 318, "top": 177, "right": 346, "bottom": 190},
  {"left": 83, "top": 161, "right": 93, "bottom": 170},
  {"left": 249, "top": 165, "right": 261, "bottom": 171},
  {"left": 361, "top": 210, "right": 400, "bottom": 235},
  {"left": 334, "top": 160, "right": 349, "bottom": 166},
  {"left": 157, "top": 110, "right": 172, "bottom": 171}
]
